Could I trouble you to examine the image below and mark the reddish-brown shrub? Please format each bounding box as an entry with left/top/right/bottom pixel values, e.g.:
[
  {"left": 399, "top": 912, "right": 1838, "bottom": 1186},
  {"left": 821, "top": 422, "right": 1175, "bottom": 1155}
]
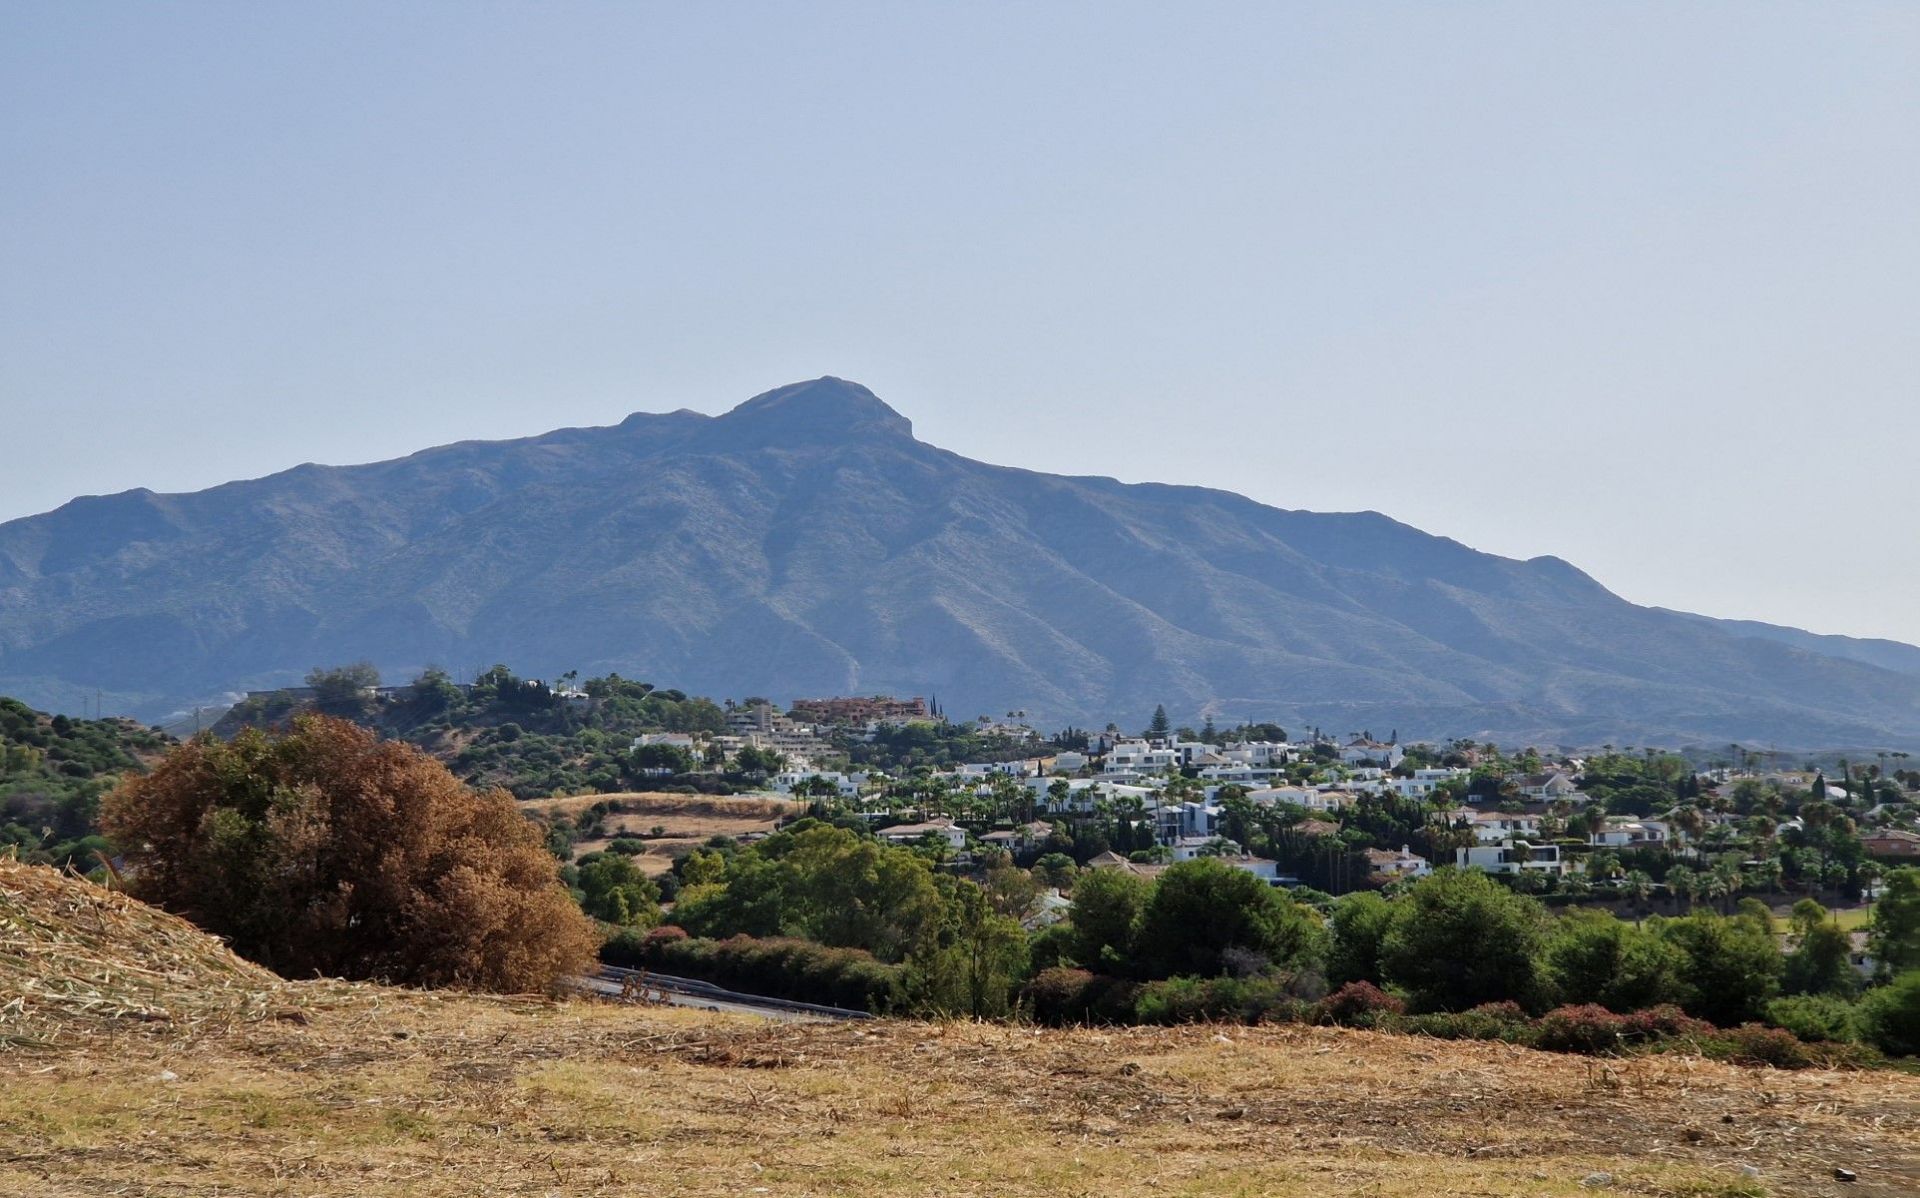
[
  {"left": 101, "top": 715, "right": 598, "bottom": 992},
  {"left": 1318, "top": 980, "right": 1406, "bottom": 1026},
  {"left": 1620, "top": 1004, "right": 1714, "bottom": 1042},
  {"left": 1714, "top": 1023, "right": 1815, "bottom": 1069},
  {"left": 1534, "top": 1004, "right": 1628, "bottom": 1054}
]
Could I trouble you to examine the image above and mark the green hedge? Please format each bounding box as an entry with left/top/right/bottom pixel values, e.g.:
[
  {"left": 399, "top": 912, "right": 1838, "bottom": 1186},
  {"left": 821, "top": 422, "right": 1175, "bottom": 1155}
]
[{"left": 603, "top": 929, "right": 905, "bottom": 1013}]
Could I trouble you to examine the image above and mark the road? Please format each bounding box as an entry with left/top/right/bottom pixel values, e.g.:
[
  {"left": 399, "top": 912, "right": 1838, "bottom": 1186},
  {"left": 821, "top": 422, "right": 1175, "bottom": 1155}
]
[{"left": 583, "top": 966, "right": 872, "bottom": 1023}]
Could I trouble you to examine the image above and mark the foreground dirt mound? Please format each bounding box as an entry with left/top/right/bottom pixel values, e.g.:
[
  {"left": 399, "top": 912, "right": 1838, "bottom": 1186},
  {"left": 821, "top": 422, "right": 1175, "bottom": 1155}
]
[{"left": 0, "top": 858, "right": 290, "bottom": 1048}]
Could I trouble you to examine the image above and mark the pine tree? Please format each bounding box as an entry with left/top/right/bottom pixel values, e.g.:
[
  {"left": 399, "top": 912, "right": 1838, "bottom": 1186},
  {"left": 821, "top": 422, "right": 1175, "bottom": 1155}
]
[{"left": 1149, "top": 704, "right": 1170, "bottom": 736}]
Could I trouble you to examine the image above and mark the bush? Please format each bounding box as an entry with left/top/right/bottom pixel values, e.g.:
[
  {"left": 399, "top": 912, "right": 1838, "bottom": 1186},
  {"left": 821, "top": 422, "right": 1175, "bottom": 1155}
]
[
  {"left": 1402, "top": 1001, "right": 1531, "bottom": 1044},
  {"left": 638, "top": 933, "right": 906, "bottom": 1013},
  {"left": 99, "top": 716, "right": 598, "bottom": 992},
  {"left": 1131, "top": 975, "right": 1309, "bottom": 1026},
  {"left": 600, "top": 923, "right": 688, "bottom": 968},
  {"left": 1534, "top": 1005, "right": 1628, "bottom": 1055},
  {"left": 1858, "top": 971, "right": 1920, "bottom": 1057},
  {"left": 1765, "top": 994, "right": 1860, "bottom": 1044},
  {"left": 1318, "top": 980, "right": 1405, "bottom": 1027},
  {"left": 1711, "top": 1023, "right": 1814, "bottom": 1070},
  {"left": 1021, "top": 967, "right": 1142, "bottom": 1026},
  {"left": 1618, "top": 1004, "right": 1713, "bottom": 1042}
]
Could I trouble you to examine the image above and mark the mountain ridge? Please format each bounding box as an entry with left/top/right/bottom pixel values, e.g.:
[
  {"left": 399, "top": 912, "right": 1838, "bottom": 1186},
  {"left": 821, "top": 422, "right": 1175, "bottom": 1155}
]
[{"left": 4, "top": 377, "right": 1918, "bottom": 747}]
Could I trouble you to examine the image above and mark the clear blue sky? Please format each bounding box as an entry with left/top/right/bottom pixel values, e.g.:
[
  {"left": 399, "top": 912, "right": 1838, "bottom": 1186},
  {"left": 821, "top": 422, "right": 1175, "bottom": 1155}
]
[{"left": 4, "top": 4, "right": 1917, "bottom": 642}]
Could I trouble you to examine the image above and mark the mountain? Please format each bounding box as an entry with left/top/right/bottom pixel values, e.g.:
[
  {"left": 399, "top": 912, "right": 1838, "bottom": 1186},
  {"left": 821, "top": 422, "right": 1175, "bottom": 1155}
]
[{"left": 4, "top": 377, "right": 1919, "bottom": 747}]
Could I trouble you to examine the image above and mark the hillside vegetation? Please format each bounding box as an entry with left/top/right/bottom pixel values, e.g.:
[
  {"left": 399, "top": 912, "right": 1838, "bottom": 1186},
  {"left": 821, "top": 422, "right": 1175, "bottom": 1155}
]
[
  {"left": 0, "top": 697, "right": 169, "bottom": 868},
  {"left": 3, "top": 859, "right": 1917, "bottom": 1197}
]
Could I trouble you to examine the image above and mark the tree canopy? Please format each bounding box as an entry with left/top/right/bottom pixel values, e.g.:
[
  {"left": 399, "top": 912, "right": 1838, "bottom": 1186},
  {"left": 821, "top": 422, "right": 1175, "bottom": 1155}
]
[{"left": 101, "top": 715, "right": 597, "bottom": 992}]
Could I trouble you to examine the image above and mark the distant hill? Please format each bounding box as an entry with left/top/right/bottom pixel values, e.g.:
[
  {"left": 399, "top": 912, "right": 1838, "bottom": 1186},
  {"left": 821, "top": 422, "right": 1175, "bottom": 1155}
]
[
  {"left": 1661, "top": 610, "right": 1920, "bottom": 679},
  {"left": 0, "top": 697, "right": 170, "bottom": 866},
  {"left": 4, "top": 377, "right": 1920, "bottom": 746}
]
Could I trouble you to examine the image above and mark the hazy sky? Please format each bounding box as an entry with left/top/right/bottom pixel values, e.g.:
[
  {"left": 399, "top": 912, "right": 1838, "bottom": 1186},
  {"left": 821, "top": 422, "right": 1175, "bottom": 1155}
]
[{"left": 4, "top": 4, "right": 1918, "bottom": 642}]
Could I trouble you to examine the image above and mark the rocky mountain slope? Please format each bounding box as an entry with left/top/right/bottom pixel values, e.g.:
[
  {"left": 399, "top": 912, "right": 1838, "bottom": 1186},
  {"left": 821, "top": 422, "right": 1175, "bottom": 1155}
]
[{"left": 4, "top": 377, "right": 1918, "bottom": 746}]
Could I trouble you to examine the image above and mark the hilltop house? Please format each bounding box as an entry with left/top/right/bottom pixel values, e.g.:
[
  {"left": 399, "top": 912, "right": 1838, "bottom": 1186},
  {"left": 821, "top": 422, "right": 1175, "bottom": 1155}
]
[
  {"left": 876, "top": 818, "right": 967, "bottom": 850},
  {"left": 1340, "top": 738, "right": 1404, "bottom": 768},
  {"left": 1456, "top": 841, "right": 1571, "bottom": 876},
  {"left": 1365, "top": 845, "right": 1431, "bottom": 880}
]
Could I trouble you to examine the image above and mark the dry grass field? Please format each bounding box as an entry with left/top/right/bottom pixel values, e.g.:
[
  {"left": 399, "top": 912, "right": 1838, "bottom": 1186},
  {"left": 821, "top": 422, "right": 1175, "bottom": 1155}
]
[
  {"left": 5, "top": 859, "right": 1919, "bottom": 1198},
  {"left": 518, "top": 791, "right": 799, "bottom": 873}
]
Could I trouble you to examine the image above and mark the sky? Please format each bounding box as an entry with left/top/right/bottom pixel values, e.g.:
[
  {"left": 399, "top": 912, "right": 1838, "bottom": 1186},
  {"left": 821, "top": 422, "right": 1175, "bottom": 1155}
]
[{"left": 4, "top": 4, "right": 1918, "bottom": 643}]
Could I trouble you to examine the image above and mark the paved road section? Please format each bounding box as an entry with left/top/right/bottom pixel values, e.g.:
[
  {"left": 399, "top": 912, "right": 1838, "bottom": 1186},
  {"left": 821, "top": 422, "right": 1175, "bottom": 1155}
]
[{"left": 583, "top": 966, "right": 873, "bottom": 1022}]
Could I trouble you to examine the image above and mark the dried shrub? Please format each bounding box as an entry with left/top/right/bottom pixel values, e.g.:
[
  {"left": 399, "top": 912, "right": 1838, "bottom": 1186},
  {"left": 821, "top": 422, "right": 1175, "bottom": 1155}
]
[
  {"left": 1318, "top": 980, "right": 1405, "bottom": 1027},
  {"left": 100, "top": 716, "right": 598, "bottom": 993}
]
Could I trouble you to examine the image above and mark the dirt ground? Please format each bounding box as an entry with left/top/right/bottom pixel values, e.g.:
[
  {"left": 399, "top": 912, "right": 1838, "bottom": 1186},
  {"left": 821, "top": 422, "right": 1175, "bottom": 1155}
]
[
  {"left": 4, "top": 988, "right": 1918, "bottom": 1198},
  {"left": 5, "top": 858, "right": 1918, "bottom": 1198}
]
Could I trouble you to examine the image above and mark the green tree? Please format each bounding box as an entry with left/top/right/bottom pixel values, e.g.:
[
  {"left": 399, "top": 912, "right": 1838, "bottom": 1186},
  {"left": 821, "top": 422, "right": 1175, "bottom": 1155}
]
[
  {"left": 306, "top": 661, "right": 380, "bottom": 711},
  {"left": 671, "top": 823, "right": 945, "bottom": 961},
  {"left": 575, "top": 852, "right": 663, "bottom": 927},
  {"left": 1858, "top": 970, "right": 1920, "bottom": 1057},
  {"left": 1653, "top": 911, "right": 1783, "bottom": 1026},
  {"left": 1869, "top": 867, "right": 1920, "bottom": 978},
  {"left": 1379, "top": 869, "right": 1548, "bottom": 1012},
  {"left": 1148, "top": 705, "right": 1171, "bottom": 737},
  {"left": 1783, "top": 920, "right": 1859, "bottom": 997},
  {"left": 1132, "top": 858, "right": 1326, "bottom": 979},
  {"left": 1621, "top": 869, "right": 1654, "bottom": 926},
  {"left": 1033, "top": 852, "right": 1077, "bottom": 889},
  {"left": 1067, "top": 867, "right": 1152, "bottom": 972},
  {"left": 905, "top": 877, "right": 1030, "bottom": 1018},
  {"left": 1326, "top": 891, "right": 1393, "bottom": 986},
  {"left": 1542, "top": 909, "right": 1687, "bottom": 1012}
]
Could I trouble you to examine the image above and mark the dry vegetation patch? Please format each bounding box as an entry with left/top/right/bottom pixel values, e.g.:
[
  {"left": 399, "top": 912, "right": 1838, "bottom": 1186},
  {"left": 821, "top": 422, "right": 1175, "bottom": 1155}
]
[
  {"left": 526, "top": 791, "right": 800, "bottom": 867},
  {"left": 4, "top": 861, "right": 1919, "bottom": 1197}
]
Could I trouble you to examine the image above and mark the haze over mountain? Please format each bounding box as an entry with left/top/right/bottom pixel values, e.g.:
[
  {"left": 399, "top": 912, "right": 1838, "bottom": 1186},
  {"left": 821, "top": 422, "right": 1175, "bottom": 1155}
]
[{"left": 4, "top": 377, "right": 1918, "bottom": 748}]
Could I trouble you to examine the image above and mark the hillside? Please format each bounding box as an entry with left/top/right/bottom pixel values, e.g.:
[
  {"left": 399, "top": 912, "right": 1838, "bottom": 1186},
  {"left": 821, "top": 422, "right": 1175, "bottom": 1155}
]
[
  {"left": 3, "top": 860, "right": 1917, "bottom": 1197},
  {"left": 0, "top": 697, "right": 170, "bottom": 867},
  {"left": 5, "top": 377, "right": 1920, "bottom": 746}
]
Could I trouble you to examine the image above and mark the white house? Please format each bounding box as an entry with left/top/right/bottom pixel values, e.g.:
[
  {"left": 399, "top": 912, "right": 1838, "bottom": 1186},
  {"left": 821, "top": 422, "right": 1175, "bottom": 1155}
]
[
  {"left": 1365, "top": 845, "right": 1431, "bottom": 879},
  {"left": 1456, "top": 841, "right": 1571, "bottom": 876},
  {"left": 1103, "top": 740, "right": 1181, "bottom": 775},
  {"left": 1588, "top": 819, "right": 1668, "bottom": 848},
  {"left": 980, "top": 819, "right": 1058, "bottom": 852},
  {"left": 877, "top": 818, "right": 968, "bottom": 850},
  {"left": 1514, "top": 771, "right": 1589, "bottom": 803},
  {"left": 1463, "top": 812, "right": 1542, "bottom": 844},
  {"left": 632, "top": 733, "right": 697, "bottom": 751},
  {"left": 1341, "top": 738, "right": 1404, "bottom": 768},
  {"left": 771, "top": 770, "right": 867, "bottom": 798}
]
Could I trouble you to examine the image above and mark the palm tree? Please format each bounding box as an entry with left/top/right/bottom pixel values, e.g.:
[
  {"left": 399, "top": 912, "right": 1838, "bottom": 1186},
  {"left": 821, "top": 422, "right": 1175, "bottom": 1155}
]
[
  {"left": 1669, "top": 806, "right": 1707, "bottom": 859},
  {"left": 1708, "top": 858, "right": 1743, "bottom": 914},
  {"left": 1622, "top": 870, "right": 1654, "bottom": 926},
  {"left": 1667, "top": 864, "right": 1699, "bottom": 911}
]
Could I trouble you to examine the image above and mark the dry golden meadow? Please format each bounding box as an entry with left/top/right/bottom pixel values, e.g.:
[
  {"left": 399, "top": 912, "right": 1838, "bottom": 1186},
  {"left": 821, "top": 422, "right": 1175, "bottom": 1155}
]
[
  {"left": 518, "top": 791, "right": 798, "bottom": 873},
  {"left": 4, "top": 858, "right": 1918, "bottom": 1198}
]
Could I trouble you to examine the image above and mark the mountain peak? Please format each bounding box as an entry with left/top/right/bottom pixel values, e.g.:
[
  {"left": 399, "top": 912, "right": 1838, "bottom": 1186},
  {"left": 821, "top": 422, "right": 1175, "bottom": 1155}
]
[{"left": 713, "top": 377, "right": 913, "bottom": 444}]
